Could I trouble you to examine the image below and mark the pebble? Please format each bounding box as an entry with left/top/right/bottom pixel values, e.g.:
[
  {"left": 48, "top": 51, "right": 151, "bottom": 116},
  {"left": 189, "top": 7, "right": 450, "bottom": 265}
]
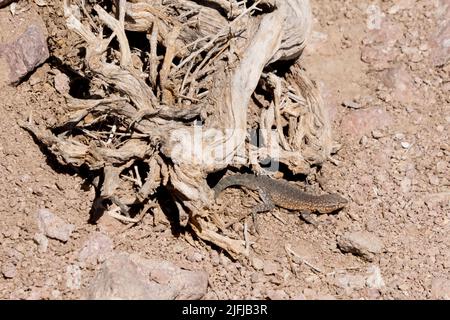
[
  {"left": 250, "top": 272, "right": 265, "bottom": 284},
  {"left": 33, "top": 232, "right": 49, "bottom": 253},
  {"left": 251, "top": 256, "right": 264, "bottom": 271},
  {"left": 401, "top": 141, "right": 411, "bottom": 149},
  {"left": 366, "top": 265, "right": 385, "bottom": 289},
  {"left": 210, "top": 250, "right": 220, "bottom": 266},
  {"left": 263, "top": 261, "right": 279, "bottom": 275},
  {"left": 342, "top": 100, "right": 362, "bottom": 109},
  {"left": 54, "top": 71, "right": 70, "bottom": 94},
  {"left": 428, "top": 175, "right": 440, "bottom": 186},
  {"left": 266, "top": 289, "right": 289, "bottom": 300},
  {"left": 186, "top": 251, "right": 204, "bottom": 263},
  {"left": 360, "top": 135, "right": 368, "bottom": 146},
  {"left": 371, "top": 129, "right": 384, "bottom": 139},
  {"left": 2, "top": 261, "right": 17, "bottom": 279},
  {"left": 78, "top": 232, "right": 113, "bottom": 265},
  {"left": 66, "top": 264, "right": 82, "bottom": 290},
  {"left": 400, "top": 177, "right": 412, "bottom": 193}
]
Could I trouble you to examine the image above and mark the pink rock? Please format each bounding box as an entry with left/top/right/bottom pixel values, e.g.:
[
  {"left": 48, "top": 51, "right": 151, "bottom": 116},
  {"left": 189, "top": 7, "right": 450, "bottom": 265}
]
[
  {"left": 0, "top": 25, "right": 49, "bottom": 84},
  {"left": 429, "top": 0, "right": 450, "bottom": 66},
  {"left": 341, "top": 107, "right": 392, "bottom": 138},
  {"left": 78, "top": 232, "right": 113, "bottom": 265},
  {"left": 361, "top": 19, "right": 404, "bottom": 68},
  {"left": 380, "top": 66, "right": 420, "bottom": 104}
]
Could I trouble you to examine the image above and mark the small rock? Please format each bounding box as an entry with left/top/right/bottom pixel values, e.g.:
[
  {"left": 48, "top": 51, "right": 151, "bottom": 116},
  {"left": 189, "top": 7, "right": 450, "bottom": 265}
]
[
  {"left": 401, "top": 141, "right": 411, "bottom": 149},
  {"left": 36, "top": 209, "right": 75, "bottom": 242},
  {"left": 66, "top": 264, "right": 82, "bottom": 290},
  {"left": 209, "top": 250, "right": 220, "bottom": 266},
  {"left": 266, "top": 289, "right": 289, "bottom": 300},
  {"left": 429, "top": 175, "right": 440, "bottom": 186},
  {"left": 54, "top": 71, "right": 70, "bottom": 94},
  {"left": 341, "top": 107, "right": 392, "bottom": 139},
  {"left": 87, "top": 253, "right": 208, "bottom": 300},
  {"left": 431, "top": 278, "right": 450, "bottom": 299},
  {"left": 436, "top": 161, "right": 448, "bottom": 173},
  {"left": 2, "top": 261, "right": 17, "bottom": 279},
  {"left": 186, "top": 251, "right": 204, "bottom": 263},
  {"left": 33, "top": 232, "right": 48, "bottom": 253},
  {"left": 400, "top": 177, "right": 412, "bottom": 193},
  {"left": 360, "top": 135, "right": 368, "bottom": 146},
  {"left": 338, "top": 231, "right": 384, "bottom": 261},
  {"left": 0, "top": 25, "right": 49, "bottom": 85},
  {"left": 342, "top": 100, "right": 361, "bottom": 109},
  {"left": 335, "top": 273, "right": 366, "bottom": 290},
  {"left": 51, "top": 290, "right": 61, "bottom": 299},
  {"left": 173, "top": 244, "right": 184, "bottom": 254},
  {"left": 394, "top": 133, "right": 405, "bottom": 140},
  {"left": 263, "top": 261, "right": 279, "bottom": 275},
  {"left": 366, "top": 265, "right": 385, "bottom": 289},
  {"left": 78, "top": 232, "right": 113, "bottom": 265},
  {"left": 366, "top": 288, "right": 381, "bottom": 299},
  {"left": 251, "top": 256, "right": 264, "bottom": 271},
  {"left": 429, "top": 18, "right": 450, "bottom": 66},
  {"left": 292, "top": 293, "right": 306, "bottom": 300},
  {"left": 250, "top": 272, "right": 265, "bottom": 284},
  {"left": 371, "top": 129, "right": 384, "bottom": 139}
]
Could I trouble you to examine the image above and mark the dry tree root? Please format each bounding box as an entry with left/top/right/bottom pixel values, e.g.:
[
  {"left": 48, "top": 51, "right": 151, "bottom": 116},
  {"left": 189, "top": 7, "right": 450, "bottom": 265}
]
[{"left": 22, "top": 0, "right": 336, "bottom": 258}]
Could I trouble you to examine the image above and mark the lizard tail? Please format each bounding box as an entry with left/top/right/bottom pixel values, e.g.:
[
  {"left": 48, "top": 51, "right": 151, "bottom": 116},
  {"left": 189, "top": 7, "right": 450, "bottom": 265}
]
[{"left": 213, "top": 174, "right": 259, "bottom": 198}]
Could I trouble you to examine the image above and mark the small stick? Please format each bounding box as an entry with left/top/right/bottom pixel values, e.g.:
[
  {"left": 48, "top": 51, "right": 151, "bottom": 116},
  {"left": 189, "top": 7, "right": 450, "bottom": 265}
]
[
  {"left": 160, "top": 26, "right": 181, "bottom": 104},
  {"left": 285, "top": 244, "right": 323, "bottom": 274},
  {"left": 107, "top": 209, "right": 141, "bottom": 223},
  {"left": 148, "top": 22, "right": 159, "bottom": 89},
  {"left": 244, "top": 222, "right": 250, "bottom": 253},
  {"left": 134, "top": 165, "right": 143, "bottom": 188}
]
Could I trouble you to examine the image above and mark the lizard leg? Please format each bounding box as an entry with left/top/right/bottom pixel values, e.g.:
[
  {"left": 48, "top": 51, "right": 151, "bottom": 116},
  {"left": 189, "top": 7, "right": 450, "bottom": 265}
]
[
  {"left": 299, "top": 210, "right": 318, "bottom": 226},
  {"left": 252, "top": 188, "right": 275, "bottom": 234}
]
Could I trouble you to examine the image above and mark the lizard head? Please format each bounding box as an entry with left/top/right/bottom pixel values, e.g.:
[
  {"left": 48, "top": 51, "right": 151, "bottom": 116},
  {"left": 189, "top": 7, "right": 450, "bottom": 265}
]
[{"left": 317, "top": 193, "right": 349, "bottom": 213}]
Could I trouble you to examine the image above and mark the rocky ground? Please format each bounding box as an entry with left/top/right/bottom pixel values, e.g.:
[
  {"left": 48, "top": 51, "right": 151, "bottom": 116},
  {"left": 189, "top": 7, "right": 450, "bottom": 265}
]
[{"left": 0, "top": 0, "right": 448, "bottom": 300}]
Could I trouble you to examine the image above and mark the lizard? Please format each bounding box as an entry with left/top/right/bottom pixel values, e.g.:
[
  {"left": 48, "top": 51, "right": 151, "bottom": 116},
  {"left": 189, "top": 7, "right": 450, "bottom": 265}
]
[{"left": 213, "top": 173, "right": 348, "bottom": 228}]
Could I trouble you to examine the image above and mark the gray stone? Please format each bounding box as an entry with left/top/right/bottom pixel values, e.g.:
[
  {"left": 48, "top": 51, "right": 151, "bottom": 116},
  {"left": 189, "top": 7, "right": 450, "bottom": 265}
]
[
  {"left": 33, "top": 232, "right": 49, "bottom": 253},
  {"left": 429, "top": 5, "right": 450, "bottom": 66},
  {"left": 36, "top": 209, "right": 75, "bottom": 242},
  {"left": 54, "top": 71, "right": 70, "bottom": 94},
  {"left": 66, "top": 264, "right": 82, "bottom": 290},
  {"left": 338, "top": 231, "right": 384, "bottom": 261},
  {"left": 78, "top": 232, "right": 113, "bottom": 265},
  {"left": 251, "top": 256, "right": 264, "bottom": 271},
  {"left": 263, "top": 261, "right": 279, "bottom": 275}
]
